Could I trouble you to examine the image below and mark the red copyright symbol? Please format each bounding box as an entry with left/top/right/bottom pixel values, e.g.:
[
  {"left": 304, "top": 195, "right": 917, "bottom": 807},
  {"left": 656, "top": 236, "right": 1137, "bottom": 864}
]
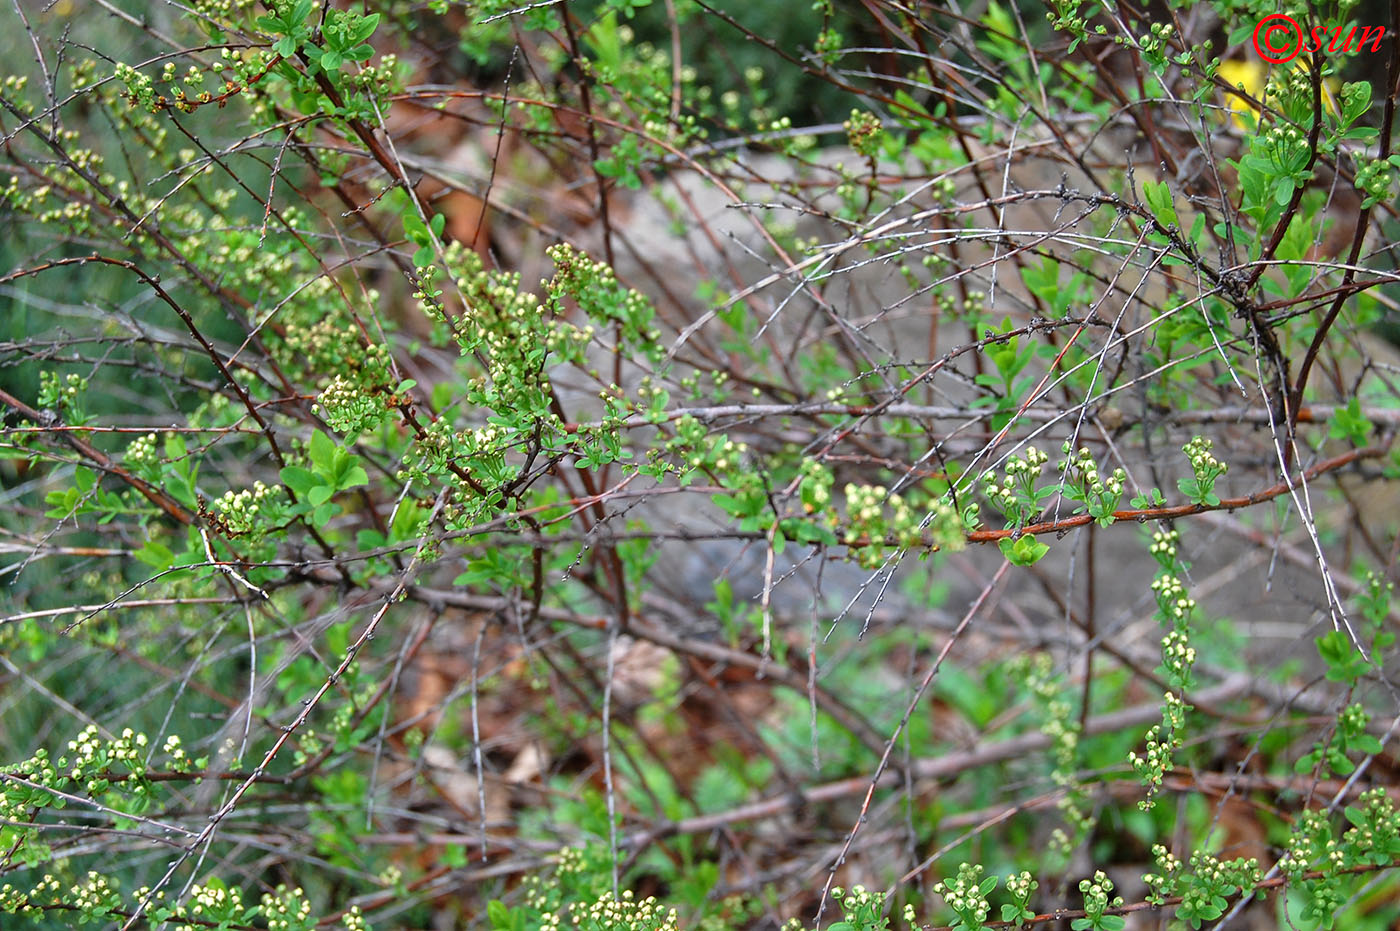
[{"left": 1253, "top": 13, "right": 1303, "bottom": 63}]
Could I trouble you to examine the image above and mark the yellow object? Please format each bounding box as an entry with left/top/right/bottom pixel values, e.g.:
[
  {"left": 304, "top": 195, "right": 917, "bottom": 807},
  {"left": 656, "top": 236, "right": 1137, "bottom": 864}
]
[{"left": 1216, "top": 57, "right": 1340, "bottom": 130}]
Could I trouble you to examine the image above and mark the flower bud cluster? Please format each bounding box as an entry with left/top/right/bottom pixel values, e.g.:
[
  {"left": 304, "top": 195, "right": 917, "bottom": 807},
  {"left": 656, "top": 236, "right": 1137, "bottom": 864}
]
[
  {"left": 182, "top": 880, "right": 245, "bottom": 927},
  {"left": 1340, "top": 701, "right": 1370, "bottom": 735},
  {"left": 161, "top": 733, "right": 197, "bottom": 772},
  {"left": 1185, "top": 435, "right": 1226, "bottom": 480},
  {"left": 1160, "top": 628, "right": 1196, "bottom": 687},
  {"left": 399, "top": 417, "right": 463, "bottom": 481},
  {"left": 1006, "top": 871, "right": 1036, "bottom": 901},
  {"left": 1262, "top": 123, "right": 1311, "bottom": 170},
  {"left": 66, "top": 724, "right": 145, "bottom": 781},
  {"left": 844, "top": 109, "right": 883, "bottom": 158},
  {"left": 798, "top": 458, "right": 834, "bottom": 514},
  {"left": 1136, "top": 523, "right": 1202, "bottom": 806},
  {"left": 124, "top": 432, "right": 162, "bottom": 480},
  {"left": 1129, "top": 691, "right": 1189, "bottom": 806},
  {"left": 1342, "top": 787, "right": 1400, "bottom": 865},
  {"left": 69, "top": 872, "right": 124, "bottom": 915},
  {"left": 1147, "top": 528, "right": 1178, "bottom": 566},
  {"left": 1143, "top": 844, "right": 1181, "bottom": 904},
  {"left": 566, "top": 889, "right": 679, "bottom": 931},
  {"left": 315, "top": 374, "right": 387, "bottom": 437},
  {"left": 1046, "top": 0, "right": 1091, "bottom": 37},
  {"left": 260, "top": 885, "right": 313, "bottom": 931},
  {"left": 113, "top": 61, "right": 157, "bottom": 111},
  {"left": 1150, "top": 572, "right": 1196, "bottom": 621},
  {"left": 846, "top": 483, "right": 892, "bottom": 526},
  {"left": 814, "top": 27, "right": 844, "bottom": 64},
  {"left": 1279, "top": 809, "right": 1335, "bottom": 879},
  {"left": 1022, "top": 652, "right": 1093, "bottom": 853},
  {"left": 346, "top": 52, "right": 402, "bottom": 99},
  {"left": 933, "top": 863, "right": 991, "bottom": 928},
  {"left": 1131, "top": 20, "right": 1174, "bottom": 66},
  {"left": 0, "top": 873, "right": 62, "bottom": 913},
  {"left": 843, "top": 483, "right": 960, "bottom": 566},
  {"left": 213, "top": 480, "right": 284, "bottom": 538},
  {"left": 1355, "top": 157, "right": 1395, "bottom": 208},
  {"left": 981, "top": 445, "right": 1048, "bottom": 526},
  {"left": 546, "top": 243, "right": 660, "bottom": 362},
  {"left": 0, "top": 748, "right": 59, "bottom": 828},
  {"left": 1078, "top": 870, "right": 1123, "bottom": 923},
  {"left": 1059, "top": 442, "right": 1125, "bottom": 525},
  {"left": 1359, "top": 569, "right": 1395, "bottom": 623},
  {"left": 824, "top": 884, "right": 886, "bottom": 930},
  {"left": 38, "top": 371, "right": 87, "bottom": 420}
]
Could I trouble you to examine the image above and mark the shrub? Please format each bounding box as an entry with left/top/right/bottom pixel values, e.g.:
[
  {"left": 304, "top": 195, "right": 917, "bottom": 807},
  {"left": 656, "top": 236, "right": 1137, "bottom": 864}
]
[{"left": 3, "top": 0, "right": 1400, "bottom": 929}]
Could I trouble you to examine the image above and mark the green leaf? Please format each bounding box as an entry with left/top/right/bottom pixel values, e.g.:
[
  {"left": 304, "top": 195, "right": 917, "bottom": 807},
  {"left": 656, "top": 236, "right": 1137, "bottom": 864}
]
[
  {"left": 790, "top": 521, "right": 838, "bottom": 547},
  {"left": 1142, "top": 179, "right": 1178, "bottom": 228},
  {"left": 1189, "top": 212, "right": 1205, "bottom": 250},
  {"left": 135, "top": 540, "right": 175, "bottom": 570},
  {"left": 1316, "top": 629, "right": 1370, "bottom": 685},
  {"left": 44, "top": 489, "right": 80, "bottom": 517},
  {"left": 487, "top": 900, "right": 514, "bottom": 931},
  {"left": 1000, "top": 534, "right": 1049, "bottom": 566},
  {"left": 1354, "top": 734, "right": 1383, "bottom": 755},
  {"left": 1328, "top": 397, "right": 1372, "bottom": 446},
  {"left": 165, "top": 471, "right": 195, "bottom": 507},
  {"left": 308, "top": 429, "right": 335, "bottom": 472},
  {"left": 1177, "top": 476, "right": 1216, "bottom": 505},
  {"left": 707, "top": 577, "right": 734, "bottom": 623},
  {"left": 280, "top": 465, "right": 320, "bottom": 497},
  {"left": 892, "top": 88, "right": 931, "bottom": 127},
  {"left": 430, "top": 212, "right": 446, "bottom": 238},
  {"left": 336, "top": 462, "right": 369, "bottom": 491},
  {"left": 164, "top": 433, "right": 187, "bottom": 461},
  {"left": 349, "top": 12, "right": 380, "bottom": 43}
]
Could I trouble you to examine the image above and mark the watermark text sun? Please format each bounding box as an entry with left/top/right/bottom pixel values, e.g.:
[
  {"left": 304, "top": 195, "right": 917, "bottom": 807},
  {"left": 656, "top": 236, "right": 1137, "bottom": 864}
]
[{"left": 1253, "top": 14, "right": 1385, "bottom": 63}]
